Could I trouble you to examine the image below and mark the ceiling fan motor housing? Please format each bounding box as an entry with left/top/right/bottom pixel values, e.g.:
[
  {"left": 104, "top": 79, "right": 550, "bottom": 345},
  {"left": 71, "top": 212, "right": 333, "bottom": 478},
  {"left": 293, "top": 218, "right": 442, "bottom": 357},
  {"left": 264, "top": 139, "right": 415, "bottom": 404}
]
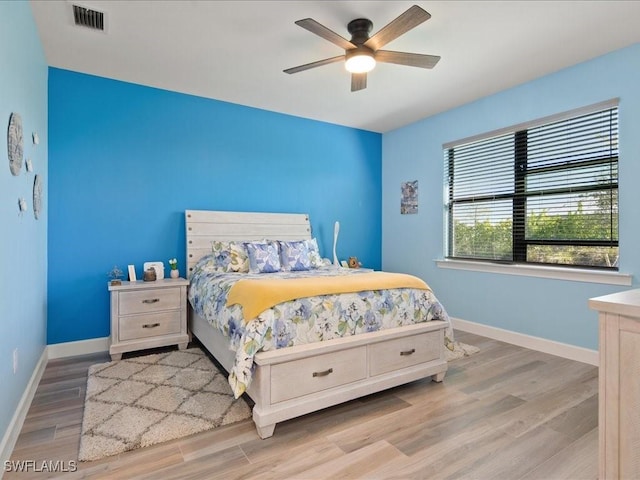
[
  {"left": 347, "top": 18, "right": 373, "bottom": 45},
  {"left": 345, "top": 18, "right": 375, "bottom": 72}
]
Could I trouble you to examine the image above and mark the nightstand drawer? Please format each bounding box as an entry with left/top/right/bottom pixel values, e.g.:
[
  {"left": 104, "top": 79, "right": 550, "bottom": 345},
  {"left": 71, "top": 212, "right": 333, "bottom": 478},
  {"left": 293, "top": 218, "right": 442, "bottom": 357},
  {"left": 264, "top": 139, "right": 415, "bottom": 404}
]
[
  {"left": 119, "top": 288, "right": 181, "bottom": 315},
  {"left": 119, "top": 311, "right": 181, "bottom": 341}
]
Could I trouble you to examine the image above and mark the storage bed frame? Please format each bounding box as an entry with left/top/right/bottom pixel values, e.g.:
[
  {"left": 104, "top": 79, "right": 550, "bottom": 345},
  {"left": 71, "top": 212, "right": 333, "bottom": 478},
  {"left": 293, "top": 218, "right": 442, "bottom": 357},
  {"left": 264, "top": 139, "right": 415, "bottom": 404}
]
[{"left": 185, "top": 210, "right": 448, "bottom": 438}]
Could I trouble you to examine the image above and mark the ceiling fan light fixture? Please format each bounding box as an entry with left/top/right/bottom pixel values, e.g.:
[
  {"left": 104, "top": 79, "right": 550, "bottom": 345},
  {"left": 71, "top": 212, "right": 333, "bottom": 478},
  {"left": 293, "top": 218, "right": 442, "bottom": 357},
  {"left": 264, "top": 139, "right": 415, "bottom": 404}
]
[{"left": 345, "top": 50, "right": 376, "bottom": 74}]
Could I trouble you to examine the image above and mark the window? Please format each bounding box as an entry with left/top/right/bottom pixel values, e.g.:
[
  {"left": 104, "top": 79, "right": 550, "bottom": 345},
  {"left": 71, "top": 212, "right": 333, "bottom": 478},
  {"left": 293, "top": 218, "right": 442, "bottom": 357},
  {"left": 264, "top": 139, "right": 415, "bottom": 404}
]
[{"left": 444, "top": 100, "right": 619, "bottom": 269}]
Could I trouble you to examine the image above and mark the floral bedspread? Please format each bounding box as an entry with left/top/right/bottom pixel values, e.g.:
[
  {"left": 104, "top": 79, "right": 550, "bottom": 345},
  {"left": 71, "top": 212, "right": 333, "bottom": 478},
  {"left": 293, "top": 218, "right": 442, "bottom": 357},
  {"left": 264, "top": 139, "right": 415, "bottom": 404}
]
[{"left": 188, "top": 256, "right": 453, "bottom": 398}]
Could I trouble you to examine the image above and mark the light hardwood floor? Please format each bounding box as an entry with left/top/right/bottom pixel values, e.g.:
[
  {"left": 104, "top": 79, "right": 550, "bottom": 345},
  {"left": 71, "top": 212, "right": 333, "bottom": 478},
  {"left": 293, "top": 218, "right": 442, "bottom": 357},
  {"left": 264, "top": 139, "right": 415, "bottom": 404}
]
[{"left": 5, "top": 331, "right": 598, "bottom": 479}]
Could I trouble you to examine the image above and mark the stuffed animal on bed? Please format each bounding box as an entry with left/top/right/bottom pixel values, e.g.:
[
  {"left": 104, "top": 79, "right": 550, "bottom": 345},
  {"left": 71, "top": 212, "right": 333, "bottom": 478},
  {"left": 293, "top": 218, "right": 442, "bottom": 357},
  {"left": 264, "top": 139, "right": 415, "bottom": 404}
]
[{"left": 348, "top": 257, "right": 361, "bottom": 268}]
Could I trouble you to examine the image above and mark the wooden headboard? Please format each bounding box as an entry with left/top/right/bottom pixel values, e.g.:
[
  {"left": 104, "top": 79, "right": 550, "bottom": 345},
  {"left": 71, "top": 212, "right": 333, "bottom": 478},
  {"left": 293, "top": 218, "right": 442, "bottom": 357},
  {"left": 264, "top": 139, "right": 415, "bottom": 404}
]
[{"left": 185, "top": 210, "right": 312, "bottom": 277}]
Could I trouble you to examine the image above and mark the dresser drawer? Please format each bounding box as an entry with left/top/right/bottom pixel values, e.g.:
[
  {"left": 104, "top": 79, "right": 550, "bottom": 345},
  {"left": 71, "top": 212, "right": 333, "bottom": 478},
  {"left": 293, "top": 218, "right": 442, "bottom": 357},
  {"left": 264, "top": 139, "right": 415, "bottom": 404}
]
[
  {"left": 118, "top": 311, "right": 181, "bottom": 341},
  {"left": 369, "top": 331, "right": 441, "bottom": 377},
  {"left": 270, "top": 346, "right": 367, "bottom": 404},
  {"left": 119, "top": 288, "right": 181, "bottom": 315}
]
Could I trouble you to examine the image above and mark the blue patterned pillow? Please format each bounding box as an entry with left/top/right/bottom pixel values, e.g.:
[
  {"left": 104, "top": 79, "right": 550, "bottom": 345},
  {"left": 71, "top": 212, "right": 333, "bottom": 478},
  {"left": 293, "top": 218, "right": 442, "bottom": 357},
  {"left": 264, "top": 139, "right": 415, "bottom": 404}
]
[
  {"left": 245, "top": 241, "right": 281, "bottom": 273},
  {"left": 279, "top": 240, "right": 313, "bottom": 271},
  {"left": 211, "top": 241, "right": 250, "bottom": 273},
  {"left": 306, "top": 238, "right": 325, "bottom": 268},
  {"left": 192, "top": 254, "right": 220, "bottom": 275}
]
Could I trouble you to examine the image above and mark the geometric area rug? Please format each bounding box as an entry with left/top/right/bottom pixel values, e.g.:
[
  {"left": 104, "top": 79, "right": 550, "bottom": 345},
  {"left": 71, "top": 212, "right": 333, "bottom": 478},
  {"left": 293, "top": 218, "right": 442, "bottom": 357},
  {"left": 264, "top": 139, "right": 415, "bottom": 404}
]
[{"left": 78, "top": 348, "right": 251, "bottom": 462}]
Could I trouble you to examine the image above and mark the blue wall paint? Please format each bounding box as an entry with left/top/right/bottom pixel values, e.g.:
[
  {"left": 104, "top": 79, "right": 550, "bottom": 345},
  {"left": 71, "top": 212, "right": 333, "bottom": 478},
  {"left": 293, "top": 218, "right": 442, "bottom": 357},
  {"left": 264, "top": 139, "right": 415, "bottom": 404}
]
[
  {"left": 0, "top": 1, "right": 48, "bottom": 444},
  {"left": 382, "top": 43, "right": 640, "bottom": 350},
  {"left": 48, "top": 69, "right": 381, "bottom": 344}
]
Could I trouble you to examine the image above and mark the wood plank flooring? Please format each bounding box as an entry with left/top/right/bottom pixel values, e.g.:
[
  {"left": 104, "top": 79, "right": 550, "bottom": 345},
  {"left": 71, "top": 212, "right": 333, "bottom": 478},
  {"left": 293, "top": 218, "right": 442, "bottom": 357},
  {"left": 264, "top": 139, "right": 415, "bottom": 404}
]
[{"left": 5, "top": 331, "right": 598, "bottom": 479}]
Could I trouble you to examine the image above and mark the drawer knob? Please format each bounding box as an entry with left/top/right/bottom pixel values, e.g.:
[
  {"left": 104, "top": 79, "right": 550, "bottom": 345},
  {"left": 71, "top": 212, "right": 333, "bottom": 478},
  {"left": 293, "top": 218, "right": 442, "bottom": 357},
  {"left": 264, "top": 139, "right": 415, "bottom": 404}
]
[
  {"left": 142, "top": 323, "right": 160, "bottom": 329},
  {"left": 312, "top": 368, "right": 333, "bottom": 378},
  {"left": 142, "top": 298, "right": 160, "bottom": 304},
  {"left": 400, "top": 348, "right": 416, "bottom": 356}
]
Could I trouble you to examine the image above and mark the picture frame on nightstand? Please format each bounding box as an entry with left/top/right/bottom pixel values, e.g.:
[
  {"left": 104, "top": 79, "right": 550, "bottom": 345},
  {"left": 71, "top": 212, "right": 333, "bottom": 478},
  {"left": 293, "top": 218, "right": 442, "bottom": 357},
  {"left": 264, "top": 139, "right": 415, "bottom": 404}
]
[{"left": 127, "top": 265, "right": 136, "bottom": 282}]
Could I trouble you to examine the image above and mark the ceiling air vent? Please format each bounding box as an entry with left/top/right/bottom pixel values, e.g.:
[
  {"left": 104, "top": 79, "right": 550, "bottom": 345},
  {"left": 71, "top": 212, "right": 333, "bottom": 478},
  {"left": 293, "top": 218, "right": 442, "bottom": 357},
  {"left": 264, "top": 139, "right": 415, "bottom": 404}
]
[{"left": 72, "top": 4, "right": 105, "bottom": 31}]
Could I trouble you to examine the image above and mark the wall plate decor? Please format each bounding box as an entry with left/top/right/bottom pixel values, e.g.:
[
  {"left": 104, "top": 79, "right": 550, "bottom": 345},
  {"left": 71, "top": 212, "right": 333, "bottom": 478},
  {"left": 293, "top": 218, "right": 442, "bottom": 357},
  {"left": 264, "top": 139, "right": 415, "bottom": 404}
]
[
  {"left": 25, "top": 158, "right": 33, "bottom": 173},
  {"left": 33, "top": 174, "right": 42, "bottom": 219},
  {"left": 18, "top": 198, "right": 27, "bottom": 213},
  {"left": 7, "top": 112, "right": 24, "bottom": 176}
]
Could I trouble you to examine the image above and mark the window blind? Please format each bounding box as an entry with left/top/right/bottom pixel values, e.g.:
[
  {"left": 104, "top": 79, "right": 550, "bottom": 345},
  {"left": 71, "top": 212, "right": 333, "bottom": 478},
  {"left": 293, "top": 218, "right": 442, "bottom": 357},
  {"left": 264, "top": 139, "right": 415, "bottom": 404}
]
[{"left": 444, "top": 101, "right": 619, "bottom": 269}]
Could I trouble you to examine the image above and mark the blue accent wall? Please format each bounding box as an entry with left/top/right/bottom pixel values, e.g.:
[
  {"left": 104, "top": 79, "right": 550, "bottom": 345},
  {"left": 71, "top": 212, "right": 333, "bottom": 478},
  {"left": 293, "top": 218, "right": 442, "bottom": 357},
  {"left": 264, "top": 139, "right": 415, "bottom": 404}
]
[
  {"left": 382, "top": 43, "right": 640, "bottom": 350},
  {"left": 0, "top": 1, "right": 48, "bottom": 446},
  {"left": 48, "top": 69, "right": 381, "bottom": 344}
]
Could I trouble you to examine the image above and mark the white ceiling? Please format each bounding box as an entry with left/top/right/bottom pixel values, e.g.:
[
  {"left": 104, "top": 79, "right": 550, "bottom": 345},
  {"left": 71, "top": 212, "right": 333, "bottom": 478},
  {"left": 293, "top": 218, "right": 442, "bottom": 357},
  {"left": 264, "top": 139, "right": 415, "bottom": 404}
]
[{"left": 30, "top": 1, "right": 640, "bottom": 133}]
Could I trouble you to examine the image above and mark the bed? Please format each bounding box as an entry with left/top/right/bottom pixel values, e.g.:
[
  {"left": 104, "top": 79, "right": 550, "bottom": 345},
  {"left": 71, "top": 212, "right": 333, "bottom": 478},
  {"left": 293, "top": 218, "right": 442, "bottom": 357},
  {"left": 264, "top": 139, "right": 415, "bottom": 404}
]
[{"left": 185, "top": 209, "right": 450, "bottom": 438}]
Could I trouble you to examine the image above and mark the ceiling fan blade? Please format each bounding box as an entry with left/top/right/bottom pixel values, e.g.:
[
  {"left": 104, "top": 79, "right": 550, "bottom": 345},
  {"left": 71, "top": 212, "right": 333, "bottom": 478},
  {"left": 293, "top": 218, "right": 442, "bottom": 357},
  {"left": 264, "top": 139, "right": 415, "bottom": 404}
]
[
  {"left": 375, "top": 50, "right": 440, "bottom": 69},
  {"left": 351, "top": 73, "right": 367, "bottom": 92},
  {"left": 295, "top": 18, "right": 356, "bottom": 50},
  {"left": 364, "top": 5, "right": 431, "bottom": 51},
  {"left": 284, "top": 55, "right": 345, "bottom": 74}
]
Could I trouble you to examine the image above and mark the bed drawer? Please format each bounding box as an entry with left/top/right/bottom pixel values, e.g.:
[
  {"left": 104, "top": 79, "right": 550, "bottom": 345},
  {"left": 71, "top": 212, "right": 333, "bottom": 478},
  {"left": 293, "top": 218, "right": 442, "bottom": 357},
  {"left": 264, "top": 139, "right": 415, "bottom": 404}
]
[
  {"left": 118, "top": 288, "right": 181, "bottom": 315},
  {"left": 270, "top": 346, "right": 367, "bottom": 404},
  {"left": 119, "top": 311, "right": 181, "bottom": 341},
  {"left": 369, "top": 331, "right": 441, "bottom": 377}
]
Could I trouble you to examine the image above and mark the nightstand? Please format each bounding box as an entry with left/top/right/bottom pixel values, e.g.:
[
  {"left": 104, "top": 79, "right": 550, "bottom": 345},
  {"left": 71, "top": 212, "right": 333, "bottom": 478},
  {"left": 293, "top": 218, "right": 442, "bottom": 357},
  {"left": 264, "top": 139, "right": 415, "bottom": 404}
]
[{"left": 108, "top": 278, "right": 190, "bottom": 360}]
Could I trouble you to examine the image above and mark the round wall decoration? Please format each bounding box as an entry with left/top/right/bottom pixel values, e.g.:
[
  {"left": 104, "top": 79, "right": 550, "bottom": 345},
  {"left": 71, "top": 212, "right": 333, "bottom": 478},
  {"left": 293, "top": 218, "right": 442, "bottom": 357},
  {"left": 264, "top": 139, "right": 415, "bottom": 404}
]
[
  {"left": 7, "top": 112, "right": 24, "bottom": 176},
  {"left": 33, "top": 174, "right": 42, "bottom": 219}
]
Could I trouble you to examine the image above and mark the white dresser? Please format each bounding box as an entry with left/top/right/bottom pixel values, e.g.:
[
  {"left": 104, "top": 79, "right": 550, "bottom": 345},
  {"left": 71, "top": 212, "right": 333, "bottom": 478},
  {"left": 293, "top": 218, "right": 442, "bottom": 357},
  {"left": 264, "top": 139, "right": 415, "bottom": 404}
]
[
  {"left": 589, "top": 289, "right": 640, "bottom": 480},
  {"left": 108, "top": 278, "right": 190, "bottom": 360}
]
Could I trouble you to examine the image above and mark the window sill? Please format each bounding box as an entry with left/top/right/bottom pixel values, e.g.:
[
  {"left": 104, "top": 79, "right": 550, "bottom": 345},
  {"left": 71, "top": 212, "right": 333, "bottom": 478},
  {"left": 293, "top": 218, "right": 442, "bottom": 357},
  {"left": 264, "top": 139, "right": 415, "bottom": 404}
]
[{"left": 435, "top": 259, "right": 632, "bottom": 286}]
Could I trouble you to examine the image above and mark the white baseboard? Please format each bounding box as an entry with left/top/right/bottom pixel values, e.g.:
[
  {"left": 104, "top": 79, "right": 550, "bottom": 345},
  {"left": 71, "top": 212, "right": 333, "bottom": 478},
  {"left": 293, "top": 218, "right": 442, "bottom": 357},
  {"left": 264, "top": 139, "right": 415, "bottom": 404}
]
[
  {"left": 47, "top": 337, "right": 109, "bottom": 359},
  {"left": 451, "top": 317, "right": 599, "bottom": 366},
  {"left": 0, "top": 348, "right": 48, "bottom": 477}
]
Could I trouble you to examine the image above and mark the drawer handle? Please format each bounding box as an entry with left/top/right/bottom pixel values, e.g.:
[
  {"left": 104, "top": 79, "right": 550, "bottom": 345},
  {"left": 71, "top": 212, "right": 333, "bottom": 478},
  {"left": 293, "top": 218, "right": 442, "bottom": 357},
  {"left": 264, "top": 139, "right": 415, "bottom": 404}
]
[
  {"left": 142, "top": 323, "right": 160, "bottom": 329},
  {"left": 400, "top": 349, "right": 416, "bottom": 356},
  {"left": 142, "top": 298, "right": 160, "bottom": 304},
  {"left": 312, "top": 368, "right": 333, "bottom": 378}
]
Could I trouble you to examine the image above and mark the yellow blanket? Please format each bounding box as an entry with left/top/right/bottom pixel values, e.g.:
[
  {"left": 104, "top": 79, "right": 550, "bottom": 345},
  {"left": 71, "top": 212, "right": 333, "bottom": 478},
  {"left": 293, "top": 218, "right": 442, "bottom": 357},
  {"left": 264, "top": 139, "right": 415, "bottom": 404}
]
[{"left": 226, "top": 271, "right": 431, "bottom": 322}]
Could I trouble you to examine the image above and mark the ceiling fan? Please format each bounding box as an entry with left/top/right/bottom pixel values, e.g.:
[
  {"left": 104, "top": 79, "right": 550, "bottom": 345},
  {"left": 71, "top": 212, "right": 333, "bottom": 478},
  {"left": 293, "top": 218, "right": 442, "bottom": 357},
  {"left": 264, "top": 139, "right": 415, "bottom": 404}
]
[{"left": 284, "top": 5, "right": 440, "bottom": 92}]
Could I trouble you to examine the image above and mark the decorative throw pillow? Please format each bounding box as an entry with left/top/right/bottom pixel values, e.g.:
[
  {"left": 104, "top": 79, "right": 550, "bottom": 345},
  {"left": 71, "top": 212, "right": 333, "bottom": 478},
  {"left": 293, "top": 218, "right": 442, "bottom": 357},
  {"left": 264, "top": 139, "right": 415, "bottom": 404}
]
[
  {"left": 192, "top": 254, "right": 220, "bottom": 275},
  {"left": 211, "top": 240, "right": 250, "bottom": 273},
  {"left": 305, "top": 238, "right": 325, "bottom": 268},
  {"left": 245, "top": 241, "right": 281, "bottom": 273},
  {"left": 279, "top": 240, "right": 313, "bottom": 271}
]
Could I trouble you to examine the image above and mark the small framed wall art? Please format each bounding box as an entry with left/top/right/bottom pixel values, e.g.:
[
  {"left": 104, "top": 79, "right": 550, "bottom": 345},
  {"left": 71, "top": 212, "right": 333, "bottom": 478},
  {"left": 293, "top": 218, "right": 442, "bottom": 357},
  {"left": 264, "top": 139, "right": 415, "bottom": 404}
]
[{"left": 401, "top": 180, "right": 418, "bottom": 214}]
